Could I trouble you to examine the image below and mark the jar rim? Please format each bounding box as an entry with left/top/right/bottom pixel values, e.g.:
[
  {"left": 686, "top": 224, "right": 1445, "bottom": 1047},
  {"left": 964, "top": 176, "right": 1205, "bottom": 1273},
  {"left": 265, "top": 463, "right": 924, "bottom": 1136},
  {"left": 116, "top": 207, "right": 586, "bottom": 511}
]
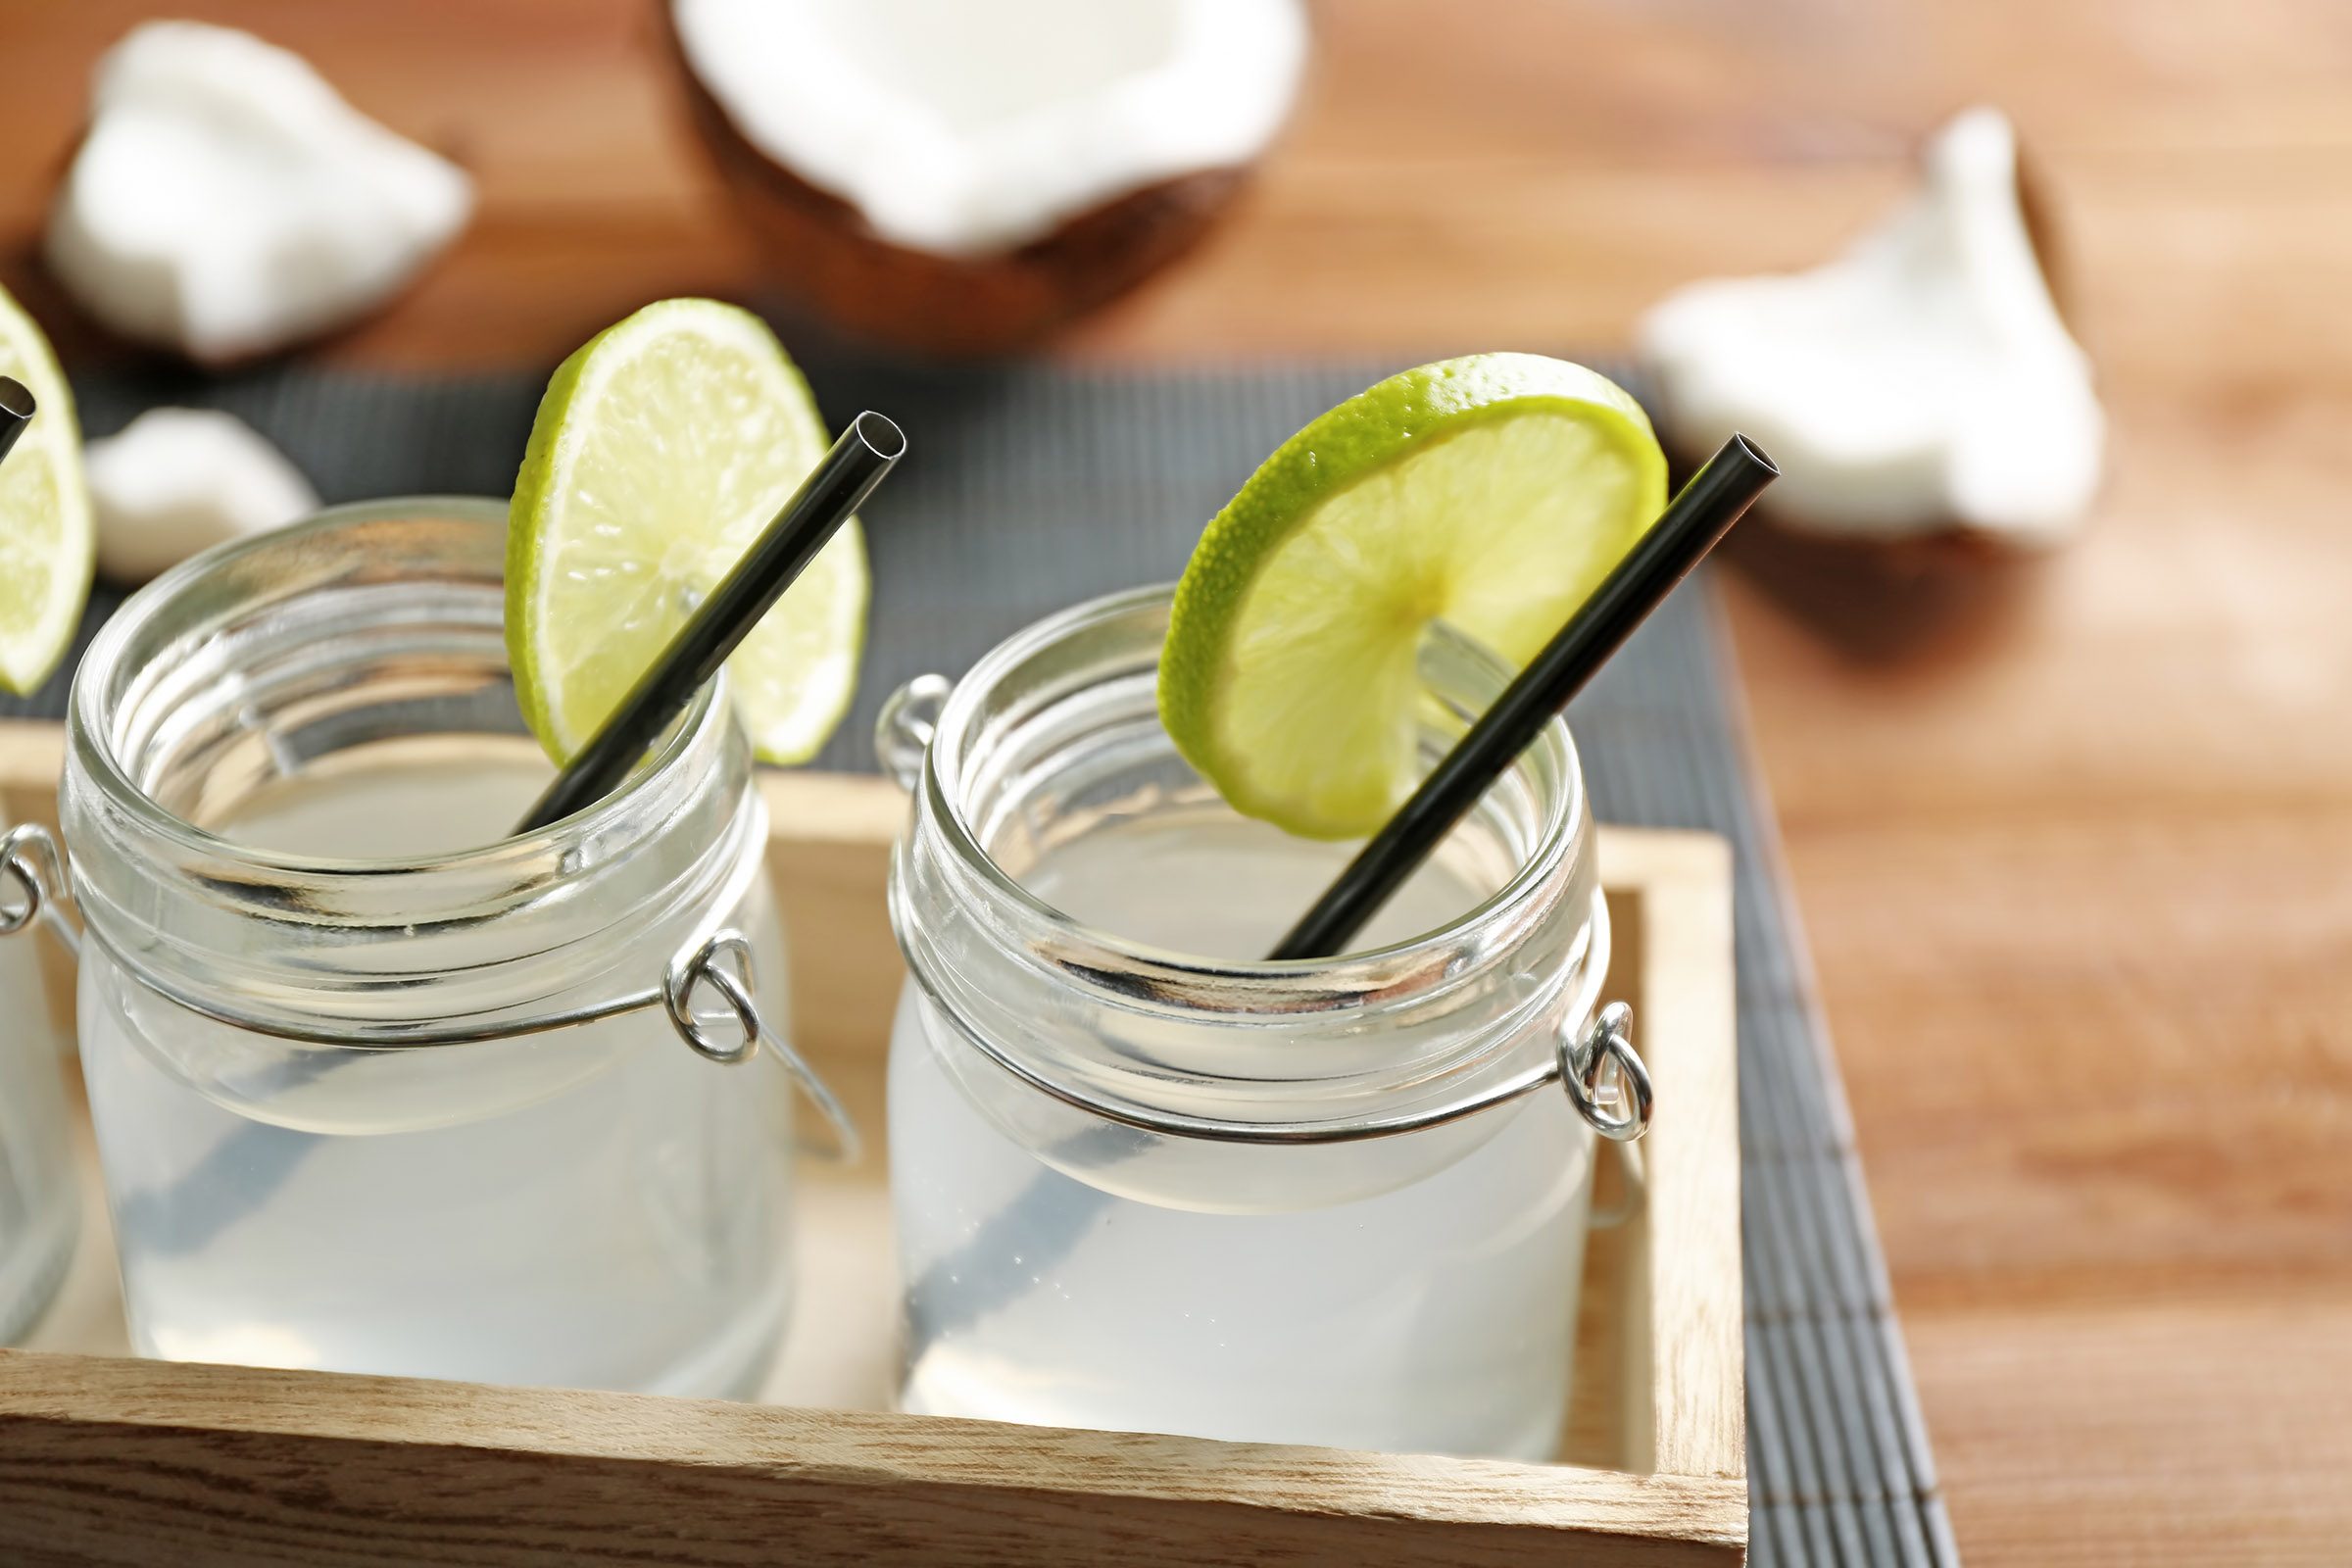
[
  {"left": 60, "top": 496, "right": 762, "bottom": 1048},
  {"left": 917, "top": 583, "right": 1590, "bottom": 1004},
  {"left": 897, "top": 582, "right": 1607, "bottom": 1138},
  {"left": 68, "top": 496, "right": 726, "bottom": 884}
]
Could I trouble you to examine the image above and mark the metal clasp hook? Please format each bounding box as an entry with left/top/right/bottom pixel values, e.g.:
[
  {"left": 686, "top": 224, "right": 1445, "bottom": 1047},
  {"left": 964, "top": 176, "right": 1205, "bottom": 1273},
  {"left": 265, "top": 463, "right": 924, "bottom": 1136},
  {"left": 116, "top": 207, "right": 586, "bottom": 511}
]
[
  {"left": 1562, "top": 1001, "right": 1649, "bottom": 1227},
  {"left": 1561, "top": 1000, "right": 1651, "bottom": 1142},
  {"left": 0, "top": 821, "right": 80, "bottom": 958},
  {"left": 664, "top": 928, "right": 861, "bottom": 1163}
]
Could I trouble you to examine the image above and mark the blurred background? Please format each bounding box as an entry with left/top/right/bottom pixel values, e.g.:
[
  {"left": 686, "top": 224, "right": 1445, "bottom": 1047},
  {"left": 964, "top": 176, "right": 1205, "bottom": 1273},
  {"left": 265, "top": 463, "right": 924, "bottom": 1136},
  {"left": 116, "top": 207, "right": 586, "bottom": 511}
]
[{"left": 2, "top": 2, "right": 2347, "bottom": 1563}]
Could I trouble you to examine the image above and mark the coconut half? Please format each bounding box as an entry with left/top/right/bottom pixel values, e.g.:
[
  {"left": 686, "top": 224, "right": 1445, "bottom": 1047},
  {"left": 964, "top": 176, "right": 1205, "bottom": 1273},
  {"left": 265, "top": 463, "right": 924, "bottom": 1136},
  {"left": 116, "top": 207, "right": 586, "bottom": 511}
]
[
  {"left": 1640, "top": 108, "right": 2103, "bottom": 549},
  {"left": 668, "top": 0, "right": 1307, "bottom": 353},
  {"left": 46, "top": 22, "right": 472, "bottom": 365}
]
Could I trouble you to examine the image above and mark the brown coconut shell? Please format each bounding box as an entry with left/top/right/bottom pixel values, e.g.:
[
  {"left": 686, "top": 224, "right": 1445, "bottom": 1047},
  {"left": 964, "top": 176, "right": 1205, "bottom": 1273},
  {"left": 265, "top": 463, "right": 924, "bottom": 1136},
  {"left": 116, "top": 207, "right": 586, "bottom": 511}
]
[
  {"left": 660, "top": 6, "right": 1259, "bottom": 357},
  {"left": 37, "top": 121, "right": 476, "bottom": 371}
]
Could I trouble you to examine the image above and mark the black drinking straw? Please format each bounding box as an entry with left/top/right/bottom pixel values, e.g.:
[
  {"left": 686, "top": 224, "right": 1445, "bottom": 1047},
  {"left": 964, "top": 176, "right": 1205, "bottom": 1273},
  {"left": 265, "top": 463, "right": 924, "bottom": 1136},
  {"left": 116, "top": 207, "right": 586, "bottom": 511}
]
[
  {"left": 515, "top": 411, "right": 906, "bottom": 832},
  {"left": 0, "top": 377, "right": 35, "bottom": 469},
  {"left": 1268, "top": 433, "right": 1777, "bottom": 960}
]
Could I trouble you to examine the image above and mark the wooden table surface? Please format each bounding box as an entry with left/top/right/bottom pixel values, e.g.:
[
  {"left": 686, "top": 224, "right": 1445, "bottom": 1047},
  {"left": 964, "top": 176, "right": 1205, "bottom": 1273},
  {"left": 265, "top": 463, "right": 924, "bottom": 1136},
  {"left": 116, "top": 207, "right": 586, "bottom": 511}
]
[{"left": 3, "top": 2, "right": 2348, "bottom": 1561}]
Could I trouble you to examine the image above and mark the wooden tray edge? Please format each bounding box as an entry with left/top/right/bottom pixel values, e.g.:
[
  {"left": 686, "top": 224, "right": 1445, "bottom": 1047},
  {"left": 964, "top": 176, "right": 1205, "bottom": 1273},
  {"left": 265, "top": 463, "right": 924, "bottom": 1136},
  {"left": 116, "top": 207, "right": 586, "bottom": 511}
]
[{"left": 0, "top": 1349, "right": 1746, "bottom": 1564}]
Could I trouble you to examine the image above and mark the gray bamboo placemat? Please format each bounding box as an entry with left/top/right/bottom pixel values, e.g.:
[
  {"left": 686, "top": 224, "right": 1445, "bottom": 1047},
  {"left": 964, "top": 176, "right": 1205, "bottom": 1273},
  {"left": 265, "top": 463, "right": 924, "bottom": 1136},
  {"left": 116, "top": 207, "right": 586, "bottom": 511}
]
[{"left": 13, "top": 356, "right": 1957, "bottom": 1567}]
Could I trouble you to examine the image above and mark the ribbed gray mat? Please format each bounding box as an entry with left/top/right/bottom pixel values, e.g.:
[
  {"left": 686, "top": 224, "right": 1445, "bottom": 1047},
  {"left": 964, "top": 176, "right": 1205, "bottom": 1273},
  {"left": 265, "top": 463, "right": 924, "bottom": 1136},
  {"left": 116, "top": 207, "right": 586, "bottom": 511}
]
[{"left": 13, "top": 357, "right": 1955, "bottom": 1566}]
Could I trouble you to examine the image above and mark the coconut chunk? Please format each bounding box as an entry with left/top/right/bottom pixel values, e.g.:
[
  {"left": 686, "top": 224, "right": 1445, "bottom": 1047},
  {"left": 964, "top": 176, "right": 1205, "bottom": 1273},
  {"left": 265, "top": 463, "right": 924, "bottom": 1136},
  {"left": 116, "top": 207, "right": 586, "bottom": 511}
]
[
  {"left": 46, "top": 22, "right": 473, "bottom": 365},
  {"left": 1640, "top": 108, "right": 2103, "bottom": 548},
  {"left": 673, "top": 0, "right": 1307, "bottom": 258},
  {"left": 87, "top": 408, "right": 318, "bottom": 582}
]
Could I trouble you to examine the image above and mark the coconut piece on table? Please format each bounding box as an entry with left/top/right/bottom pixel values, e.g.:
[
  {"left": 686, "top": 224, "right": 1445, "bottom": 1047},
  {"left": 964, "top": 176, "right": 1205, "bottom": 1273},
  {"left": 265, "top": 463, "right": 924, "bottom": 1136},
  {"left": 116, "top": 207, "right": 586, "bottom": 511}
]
[
  {"left": 1639, "top": 108, "right": 2103, "bottom": 550},
  {"left": 87, "top": 409, "right": 318, "bottom": 582},
  {"left": 668, "top": 0, "right": 1308, "bottom": 353},
  {"left": 46, "top": 21, "right": 473, "bottom": 366}
]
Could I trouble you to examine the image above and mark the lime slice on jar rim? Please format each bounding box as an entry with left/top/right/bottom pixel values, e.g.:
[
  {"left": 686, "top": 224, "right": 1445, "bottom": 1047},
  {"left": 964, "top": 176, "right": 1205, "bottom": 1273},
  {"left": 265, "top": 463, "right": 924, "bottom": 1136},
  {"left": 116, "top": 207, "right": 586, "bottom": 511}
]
[
  {"left": 1158, "top": 354, "right": 1669, "bottom": 840},
  {"left": 507, "top": 298, "right": 868, "bottom": 766}
]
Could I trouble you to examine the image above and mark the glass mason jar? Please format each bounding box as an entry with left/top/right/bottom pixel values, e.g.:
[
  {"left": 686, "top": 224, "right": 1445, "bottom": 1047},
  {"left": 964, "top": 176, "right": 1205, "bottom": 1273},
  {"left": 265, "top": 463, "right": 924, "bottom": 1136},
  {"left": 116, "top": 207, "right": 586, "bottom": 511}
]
[
  {"left": 879, "top": 586, "right": 1648, "bottom": 1461},
  {"left": 46, "top": 497, "right": 820, "bottom": 1397}
]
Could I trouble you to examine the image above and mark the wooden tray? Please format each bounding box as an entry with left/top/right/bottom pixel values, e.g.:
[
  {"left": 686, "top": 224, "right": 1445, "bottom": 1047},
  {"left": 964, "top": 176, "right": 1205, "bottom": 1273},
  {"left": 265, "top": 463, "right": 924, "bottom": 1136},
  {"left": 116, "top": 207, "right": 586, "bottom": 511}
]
[{"left": 0, "top": 719, "right": 1743, "bottom": 1565}]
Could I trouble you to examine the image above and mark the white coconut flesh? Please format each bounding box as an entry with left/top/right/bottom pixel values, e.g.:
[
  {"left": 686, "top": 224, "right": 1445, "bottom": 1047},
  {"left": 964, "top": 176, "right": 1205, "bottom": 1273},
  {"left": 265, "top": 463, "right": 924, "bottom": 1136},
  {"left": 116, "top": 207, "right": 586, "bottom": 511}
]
[
  {"left": 673, "top": 0, "right": 1307, "bottom": 256},
  {"left": 46, "top": 21, "right": 473, "bottom": 365},
  {"left": 86, "top": 408, "right": 318, "bottom": 583},
  {"left": 1640, "top": 108, "right": 2104, "bottom": 546}
]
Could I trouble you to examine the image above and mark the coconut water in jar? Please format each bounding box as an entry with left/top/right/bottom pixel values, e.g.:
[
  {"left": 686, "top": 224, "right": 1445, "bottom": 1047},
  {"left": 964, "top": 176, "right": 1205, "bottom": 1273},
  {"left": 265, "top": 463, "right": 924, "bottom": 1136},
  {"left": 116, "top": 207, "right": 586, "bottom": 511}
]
[{"left": 882, "top": 587, "right": 1616, "bottom": 1459}]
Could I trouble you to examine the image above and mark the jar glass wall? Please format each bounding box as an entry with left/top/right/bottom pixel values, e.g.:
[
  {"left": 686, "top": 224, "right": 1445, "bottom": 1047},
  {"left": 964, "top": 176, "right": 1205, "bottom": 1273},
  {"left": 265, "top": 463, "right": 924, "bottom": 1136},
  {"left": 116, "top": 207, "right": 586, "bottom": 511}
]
[
  {"left": 0, "top": 854, "right": 74, "bottom": 1345},
  {"left": 61, "top": 499, "right": 794, "bottom": 1396},
  {"left": 885, "top": 587, "right": 1610, "bottom": 1459}
]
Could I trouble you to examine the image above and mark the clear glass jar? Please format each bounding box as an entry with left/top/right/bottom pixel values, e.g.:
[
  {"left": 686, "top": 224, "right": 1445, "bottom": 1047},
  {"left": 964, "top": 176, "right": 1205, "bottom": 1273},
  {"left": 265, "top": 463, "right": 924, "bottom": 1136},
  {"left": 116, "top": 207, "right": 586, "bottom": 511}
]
[
  {"left": 56, "top": 498, "right": 797, "bottom": 1396},
  {"left": 0, "top": 820, "right": 74, "bottom": 1344},
  {"left": 880, "top": 586, "right": 1642, "bottom": 1461}
]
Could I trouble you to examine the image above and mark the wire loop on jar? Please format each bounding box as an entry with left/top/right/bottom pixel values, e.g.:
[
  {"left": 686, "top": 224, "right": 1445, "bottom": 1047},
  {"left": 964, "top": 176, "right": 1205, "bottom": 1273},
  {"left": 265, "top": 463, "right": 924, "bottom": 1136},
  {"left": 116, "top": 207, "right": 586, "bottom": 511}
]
[{"left": 1560, "top": 1001, "right": 1651, "bottom": 1142}]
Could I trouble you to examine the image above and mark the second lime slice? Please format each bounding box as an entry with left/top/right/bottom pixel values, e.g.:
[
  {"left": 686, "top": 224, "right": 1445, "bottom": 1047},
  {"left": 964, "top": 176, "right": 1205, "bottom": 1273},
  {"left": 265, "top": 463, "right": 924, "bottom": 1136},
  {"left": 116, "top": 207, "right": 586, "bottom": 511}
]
[
  {"left": 1159, "top": 354, "right": 1667, "bottom": 839},
  {"left": 508, "top": 299, "right": 867, "bottom": 766}
]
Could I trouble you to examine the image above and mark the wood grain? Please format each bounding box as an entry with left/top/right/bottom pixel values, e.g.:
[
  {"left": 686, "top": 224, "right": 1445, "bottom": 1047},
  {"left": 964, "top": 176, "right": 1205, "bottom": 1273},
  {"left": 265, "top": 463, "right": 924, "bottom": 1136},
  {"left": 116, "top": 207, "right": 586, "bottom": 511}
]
[
  {"left": 0, "top": 2, "right": 2343, "bottom": 1558},
  {"left": 0, "top": 1352, "right": 1744, "bottom": 1568}
]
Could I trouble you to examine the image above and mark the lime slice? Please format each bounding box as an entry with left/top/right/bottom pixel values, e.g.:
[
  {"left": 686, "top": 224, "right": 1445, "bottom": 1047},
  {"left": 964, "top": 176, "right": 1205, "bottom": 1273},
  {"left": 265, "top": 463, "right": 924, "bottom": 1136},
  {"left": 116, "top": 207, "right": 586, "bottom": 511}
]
[
  {"left": 0, "top": 284, "right": 92, "bottom": 695},
  {"left": 508, "top": 299, "right": 867, "bottom": 764},
  {"left": 1159, "top": 354, "right": 1667, "bottom": 839}
]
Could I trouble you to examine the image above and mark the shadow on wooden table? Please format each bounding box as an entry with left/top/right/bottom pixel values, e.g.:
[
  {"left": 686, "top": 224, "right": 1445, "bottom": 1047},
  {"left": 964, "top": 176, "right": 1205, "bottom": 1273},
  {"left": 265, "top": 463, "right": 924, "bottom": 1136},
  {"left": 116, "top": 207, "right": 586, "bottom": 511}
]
[{"left": 1722, "top": 517, "right": 2049, "bottom": 666}]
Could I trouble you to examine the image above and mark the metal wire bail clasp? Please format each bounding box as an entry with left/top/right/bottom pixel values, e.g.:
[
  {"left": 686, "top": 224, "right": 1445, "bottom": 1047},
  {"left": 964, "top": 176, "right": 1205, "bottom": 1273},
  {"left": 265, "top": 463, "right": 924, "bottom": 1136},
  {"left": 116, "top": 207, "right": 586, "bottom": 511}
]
[
  {"left": 663, "top": 928, "right": 861, "bottom": 1163},
  {"left": 1561, "top": 1000, "right": 1652, "bottom": 1142},
  {"left": 0, "top": 821, "right": 81, "bottom": 959},
  {"left": 876, "top": 673, "right": 953, "bottom": 791}
]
